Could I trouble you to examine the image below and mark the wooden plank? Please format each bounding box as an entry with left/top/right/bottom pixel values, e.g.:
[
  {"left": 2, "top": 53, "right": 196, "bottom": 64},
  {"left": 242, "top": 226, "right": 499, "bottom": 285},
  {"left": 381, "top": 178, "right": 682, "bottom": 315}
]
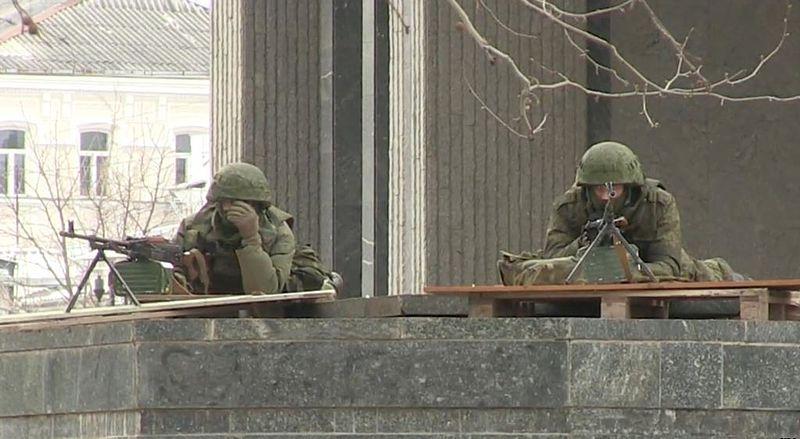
[
  {"left": 601, "top": 297, "right": 630, "bottom": 319},
  {"left": 136, "top": 294, "right": 211, "bottom": 302},
  {"left": 0, "top": 307, "right": 238, "bottom": 332},
  {"left": 468, "top": 297, "right": 498, "bottom": 318},
  {"left": 0, "top": 290, "right": 336, "bottom": 326},
  {"left": 424, "top": 280, "right": 800, "bottom": 295},
  {"left": 427, "top": 288, "right": 769, "bottom": 301},
  {"left": 740, "top": 294, "right": 769, "bottom": 321}
]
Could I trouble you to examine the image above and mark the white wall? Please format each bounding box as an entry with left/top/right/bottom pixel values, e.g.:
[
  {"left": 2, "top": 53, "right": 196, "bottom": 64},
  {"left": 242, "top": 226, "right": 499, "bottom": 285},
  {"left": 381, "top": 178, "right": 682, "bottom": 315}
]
[{"left": 0, "top": 74, "right": 210, "bottom": 311}]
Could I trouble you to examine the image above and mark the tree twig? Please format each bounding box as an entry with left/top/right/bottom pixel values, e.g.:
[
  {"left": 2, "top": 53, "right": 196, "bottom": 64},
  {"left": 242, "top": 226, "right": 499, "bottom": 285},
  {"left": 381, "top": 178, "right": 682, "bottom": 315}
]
[
  {"left": 563, "top": 29, "right": 630, "bottom": 87},
  {"left": 478, "top": 0, "right": 538, "bottom": 39},
  {"left": 464, "top": 74, "right": 536, "bottom": 139}
]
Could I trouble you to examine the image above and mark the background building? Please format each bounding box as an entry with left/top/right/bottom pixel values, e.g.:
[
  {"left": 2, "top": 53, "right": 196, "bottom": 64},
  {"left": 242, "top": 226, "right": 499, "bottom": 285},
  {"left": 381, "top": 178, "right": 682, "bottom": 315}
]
[{"left": 0, "top": 0, "right": 210, "bottom": 312}]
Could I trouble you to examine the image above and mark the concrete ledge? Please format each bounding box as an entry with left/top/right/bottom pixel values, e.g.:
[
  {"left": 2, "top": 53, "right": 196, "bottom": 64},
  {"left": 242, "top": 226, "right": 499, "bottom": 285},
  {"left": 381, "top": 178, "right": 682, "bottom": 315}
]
[
  {"left": 285, "top": 294, "right": 470, "bottom": 318},
  {"left": 2, "top": 317, "right": 800, "bottom": 437},
  {"left": 2, "top": 408, "right": 799, "bottom": 437}
]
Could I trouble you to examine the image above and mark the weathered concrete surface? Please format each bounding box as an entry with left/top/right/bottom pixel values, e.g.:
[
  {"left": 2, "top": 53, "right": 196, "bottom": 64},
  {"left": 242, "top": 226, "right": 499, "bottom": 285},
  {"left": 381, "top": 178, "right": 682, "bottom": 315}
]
[{"left": 1, "top": 318, "right": 800, "bottom": 437}]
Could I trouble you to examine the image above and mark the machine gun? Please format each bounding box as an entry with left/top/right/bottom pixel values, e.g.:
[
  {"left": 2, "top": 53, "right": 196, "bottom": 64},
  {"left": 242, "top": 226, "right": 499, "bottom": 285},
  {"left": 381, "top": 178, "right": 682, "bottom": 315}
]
[
  {"left": 565, "top": 182, "right": 657, "bottom": 284},
  {"left": 59, "top": 221, "right": 205, "bottom": 312}
]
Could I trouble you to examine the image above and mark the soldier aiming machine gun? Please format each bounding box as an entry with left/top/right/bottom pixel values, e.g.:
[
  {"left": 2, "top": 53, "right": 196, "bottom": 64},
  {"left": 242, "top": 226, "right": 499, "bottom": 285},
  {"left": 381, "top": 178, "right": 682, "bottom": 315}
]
[
  {"left": 60, "top": 221, "right": 207, "bottom": 312},
  {"left": 565, "top": 182, "right": 657, "bottom": 284}
]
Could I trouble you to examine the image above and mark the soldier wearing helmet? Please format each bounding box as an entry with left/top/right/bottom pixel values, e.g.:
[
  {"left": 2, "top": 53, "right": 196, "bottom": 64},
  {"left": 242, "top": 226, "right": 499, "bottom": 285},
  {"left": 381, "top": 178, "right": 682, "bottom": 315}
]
[
  {"left": 173, "top": 162, "right": 296, "bottom": 294},
  {"left": 541, "top": 140, "right": 740, "bottom": 281}
]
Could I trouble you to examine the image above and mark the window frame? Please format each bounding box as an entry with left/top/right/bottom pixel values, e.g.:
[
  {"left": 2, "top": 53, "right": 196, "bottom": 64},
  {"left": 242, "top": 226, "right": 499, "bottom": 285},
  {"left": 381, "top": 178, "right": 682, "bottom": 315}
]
[
  {"left": 0, "top": 124, "right": 29, "bottom": 196},
  {"left": 78, "top": 128, "right": 111, "bottom": 197},
  {"left": 172, "top": 127, "right": 208, "bottom": 186}
]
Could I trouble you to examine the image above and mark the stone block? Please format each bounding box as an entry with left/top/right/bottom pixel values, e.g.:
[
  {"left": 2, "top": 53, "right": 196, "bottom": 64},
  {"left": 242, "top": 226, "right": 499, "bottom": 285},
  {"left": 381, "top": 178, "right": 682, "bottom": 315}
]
[
  {"left": 570, "top": 342, "right": 660, "bottom": 408},
  {"left": 660, "top": 343, "right": 722, "bottom": 408},
  {"left": 0, "top": 416, "right": 50, "bottom": 439},
  {"left": 465, "top": 436, "right": 567, "bottom": 439},
  {"left": 0, "top": 351, "right": 44, "bottom": 416},
  {"left": 134, "top": 319, "right": 212, "bottom": 342},
  {"left": 342, "top": 341, "right": 566, "bottom": 408},
  {"left": 567, "top": 408, "right": 664, "bottom": 436},
  {"left": 460, "top": 409, "right": 566, "bottom": 434},
  {"left": 52, "top": 414, "right": 81, "bottom": 438},
  {"left": 745, "top": 320, "right": 800, "bottom": 344},
  {"left": 366, "top": 295, "right": 469, "bottom": 317},
  {"left": 25, "top": 416, "right": 53, "bottom": 438},
  {"left": 141, "top": 409, "right": 233, "bottom": 434},
  {"left": 137, "top": 340, "right": 568, "bottom": 409},
  {"left": 77, "top": 346, "right": 135, "bottom": 412},
  {"left": 664, "top": 409, "right": 800, "bottom": 437},
  {"left": 568, "top": 319, "right": 745, "bottom": 342},
  {"left": 286, "top": 295, "right": 469, "bottom": 318},
  {"left": 723, "top": 345, "right": 800, "bottom": 409},
  {"left": 213, "top": 318, "right": 402, "bottom": 341},
  {"left": 39, "top": 346, "right": 135, "bottom": 415},
  {"left": 286, "top": 297, "right": 369, "bottom": 318},
  {"left": 235, "top": 409, "right": 336, "bottom": 433},
  {"left": 354, "top": 409, "right": 460, "bottom": 433},
  {"left": 43, "top": 349, "right": 80, "bottom": 414},
  {"left": 79, "top": 411, "right": 136, "bottom": 438},
  {"left": 0, "top": 322, "right": 132, "bottom": 353},
  {"left": 401, "top": 318, "right": 569, "bottom": 340}
]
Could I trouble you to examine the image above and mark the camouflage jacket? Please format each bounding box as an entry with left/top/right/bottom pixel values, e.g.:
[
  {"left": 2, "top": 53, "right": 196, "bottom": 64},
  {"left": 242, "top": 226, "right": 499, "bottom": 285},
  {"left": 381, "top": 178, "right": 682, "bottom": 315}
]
[
  {"left": 174, "top": 203, "right": 296, "bottom": 294},
  {"left": 543, "top": 179, "right": 696, "bottom": 279}
]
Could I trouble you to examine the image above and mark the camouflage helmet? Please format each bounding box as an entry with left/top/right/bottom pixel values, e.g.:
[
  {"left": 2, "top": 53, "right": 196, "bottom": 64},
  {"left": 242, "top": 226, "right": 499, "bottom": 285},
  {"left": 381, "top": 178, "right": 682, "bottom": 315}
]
[
  {"left": 206, "top": 162, "right": 272, "bottom": 203},
  {"left": 575, "top": 141, "right": 645, "bottom": 186}
]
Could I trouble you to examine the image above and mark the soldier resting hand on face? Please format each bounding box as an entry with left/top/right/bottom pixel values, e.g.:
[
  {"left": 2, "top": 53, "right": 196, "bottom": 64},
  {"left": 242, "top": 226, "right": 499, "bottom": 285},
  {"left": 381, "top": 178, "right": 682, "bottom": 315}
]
[
  {"left": 173, "top": 162, "right": 297, "bottom": 294},
  {"left": 499, "top": 141, "right": 747, "bottom": 286}
]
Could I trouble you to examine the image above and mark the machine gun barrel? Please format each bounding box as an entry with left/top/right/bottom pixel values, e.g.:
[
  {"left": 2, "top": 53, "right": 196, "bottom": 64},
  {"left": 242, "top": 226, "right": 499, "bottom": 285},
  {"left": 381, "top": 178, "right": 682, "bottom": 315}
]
[
  {"left": 59, "top": 220, "right": 181, "bottom": 265},
  {"left": 59, "top": 220, "right": 144, "bottom": 249}
]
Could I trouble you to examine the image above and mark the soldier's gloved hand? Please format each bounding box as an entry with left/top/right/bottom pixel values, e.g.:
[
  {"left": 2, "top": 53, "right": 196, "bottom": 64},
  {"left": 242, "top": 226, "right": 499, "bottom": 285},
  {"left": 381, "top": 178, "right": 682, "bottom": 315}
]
[
  {"left": 580, "top": 219, "right": 600, "bottom": 246},
  {"left": 224, "top": 201, "right": 261, "bottom": 247}
]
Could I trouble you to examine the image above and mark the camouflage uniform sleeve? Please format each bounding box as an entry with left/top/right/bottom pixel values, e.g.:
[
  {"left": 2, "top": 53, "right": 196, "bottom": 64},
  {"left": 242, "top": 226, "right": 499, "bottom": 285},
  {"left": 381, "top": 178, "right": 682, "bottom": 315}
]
[
  {"left": 235, "top": 221, "right": 296, "bottom": 294},
  {"left": 641, "top": 193, "right": 684, "bottom": 278},
  {"left": 268, "top": 222, "right": 296, "bottom": 290},
  {"left": 543, "top": 200, "right": 582, "bottom": 258}
]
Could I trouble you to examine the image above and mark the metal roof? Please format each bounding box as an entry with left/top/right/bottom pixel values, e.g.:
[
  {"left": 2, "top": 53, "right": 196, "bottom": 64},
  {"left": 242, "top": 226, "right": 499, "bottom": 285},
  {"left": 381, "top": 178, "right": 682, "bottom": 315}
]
[{"left": 0, "top": 0, "right": 209, "bottom": 77}]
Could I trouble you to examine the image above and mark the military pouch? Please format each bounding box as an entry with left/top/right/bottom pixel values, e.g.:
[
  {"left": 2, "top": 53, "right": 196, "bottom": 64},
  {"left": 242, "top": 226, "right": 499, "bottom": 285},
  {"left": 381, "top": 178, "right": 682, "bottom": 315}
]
[
  {"left": 575, "top": 244, "right": 641, "bottom": 284},
  {"left": 285, "top": 244, "right": 336, "bottom": 292},
  {"left": 498, "top": 250, "right": 579, "bottom": 285},
  {"left": 111, "top": 259, "right": 171, "bottom": 295}
]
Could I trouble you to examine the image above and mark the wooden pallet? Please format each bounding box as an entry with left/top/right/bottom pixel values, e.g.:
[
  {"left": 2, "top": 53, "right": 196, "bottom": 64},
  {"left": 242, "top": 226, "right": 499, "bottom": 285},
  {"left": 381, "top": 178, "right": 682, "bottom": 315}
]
[{"left": 424, "top": 280, "right": 800, "bottom": 320}]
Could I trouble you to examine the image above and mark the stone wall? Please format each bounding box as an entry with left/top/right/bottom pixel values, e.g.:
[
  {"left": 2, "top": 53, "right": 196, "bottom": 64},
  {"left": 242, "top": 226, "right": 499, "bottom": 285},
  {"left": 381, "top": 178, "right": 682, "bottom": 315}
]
[{"left": 3, "top": 317, "right": 799, "bottom": 437}]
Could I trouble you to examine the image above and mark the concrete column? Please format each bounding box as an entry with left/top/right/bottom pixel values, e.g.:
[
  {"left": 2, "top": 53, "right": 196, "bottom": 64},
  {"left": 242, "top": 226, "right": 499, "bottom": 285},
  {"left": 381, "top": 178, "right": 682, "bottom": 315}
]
[{"left": 388, "top": 0, "right": 426, "bottom": 295}]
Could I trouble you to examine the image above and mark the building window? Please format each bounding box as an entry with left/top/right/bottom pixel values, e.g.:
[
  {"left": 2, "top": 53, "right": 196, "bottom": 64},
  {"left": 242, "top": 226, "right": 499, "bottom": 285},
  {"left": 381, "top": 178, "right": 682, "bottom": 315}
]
[
  {"left": 0, "top": 129, "right": 26, "bottom": 195},
  {"left": 79, "top": 131, "right": 109, "bottom": 196},
  {"left": 175, "top": 134, "right": 191, "bottom": 184}
]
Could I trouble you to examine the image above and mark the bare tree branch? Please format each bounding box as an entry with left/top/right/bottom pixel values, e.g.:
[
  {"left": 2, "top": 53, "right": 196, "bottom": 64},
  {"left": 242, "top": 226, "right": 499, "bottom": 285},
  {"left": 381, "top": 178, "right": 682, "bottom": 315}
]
[
  {"left": 464, "top": 74, "right": 535, "bottom": 139},
  {"left": 640, "top": 86, "right": 659, "bottom": 128},
  {"left": 446, "top": 0, "right": 800, "bottom": 136},
  {"left": 540, "top": 0, "right": 636, "bottom": 20},
  {"left": 563, "top": 29, "right": 630, "bottom": 87},
  {"left": 479, "top": 0, "right": 538, "bottom": 39},
  {"left": 637, "top": 0, "right": 707, "bottom": 84}
]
